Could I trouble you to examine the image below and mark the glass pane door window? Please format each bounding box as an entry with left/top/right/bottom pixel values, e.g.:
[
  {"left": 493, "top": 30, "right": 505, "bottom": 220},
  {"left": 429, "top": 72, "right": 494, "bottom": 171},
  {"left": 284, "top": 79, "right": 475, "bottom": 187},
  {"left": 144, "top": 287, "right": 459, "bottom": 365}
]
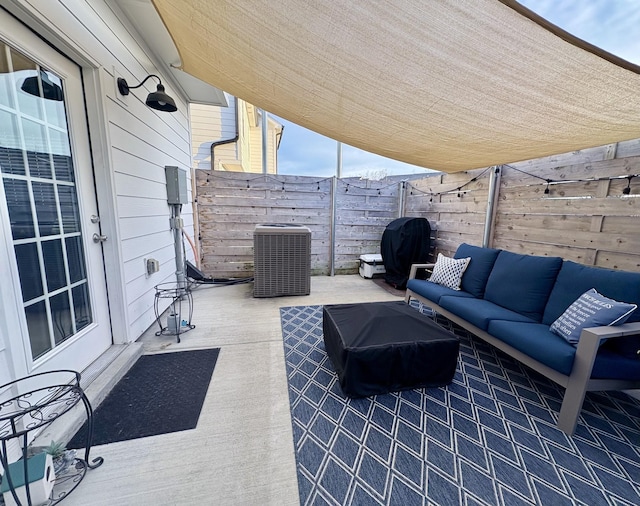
[{"left": 0, "top": 42, "right": 92, "bottom": 360}]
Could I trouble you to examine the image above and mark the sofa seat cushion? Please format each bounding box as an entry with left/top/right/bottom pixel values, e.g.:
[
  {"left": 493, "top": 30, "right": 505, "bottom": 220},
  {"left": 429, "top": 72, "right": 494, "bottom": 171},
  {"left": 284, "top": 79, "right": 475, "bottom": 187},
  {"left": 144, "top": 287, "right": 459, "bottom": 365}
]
[
  {"left": 484, "top": 251, "right": 563, "bottom": 321},
  {"left": 488, "top": 321, "right": 640, "bottom": 380},
  {"left": 454, "top": 243, "right": 501, "bottom": 298},
  {"left": 543, "top": 260, "right": 640, "bottom": 326},
  {"left": 407, "top": 279, "right": 475, "bottom": 305},
  {"left": 487, "top": 320, "right": 576, "bottom": 375},
  {"left": 439, "top": 296, "right": 536, "bottom": 331}
]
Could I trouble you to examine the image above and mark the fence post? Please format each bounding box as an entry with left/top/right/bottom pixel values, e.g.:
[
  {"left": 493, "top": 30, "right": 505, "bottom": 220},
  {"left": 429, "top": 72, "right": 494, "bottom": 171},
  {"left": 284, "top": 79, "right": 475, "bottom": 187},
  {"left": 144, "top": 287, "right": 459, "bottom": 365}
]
[
  {"left": 397, "top": 180, "right": 406, "bottom": 218},
  {"left": 482, "top": 166, "right": 502, "bottom": 248},
  {"left": 330, "top": 176, "right": 337, "bottom": 276}
]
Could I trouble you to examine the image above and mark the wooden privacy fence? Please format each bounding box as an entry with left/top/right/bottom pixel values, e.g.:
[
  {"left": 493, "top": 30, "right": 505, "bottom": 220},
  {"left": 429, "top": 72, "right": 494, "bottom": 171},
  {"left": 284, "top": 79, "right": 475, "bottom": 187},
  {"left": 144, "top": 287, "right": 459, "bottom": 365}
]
[
  {"left": 195, "top": 171, "right": 420, "bottom": 277},
  {"left": 405, "top": 150, "right": 640, "bottom": 271},
  {"left": 196, "top": 146, "right": 640, "bottom": 278}
]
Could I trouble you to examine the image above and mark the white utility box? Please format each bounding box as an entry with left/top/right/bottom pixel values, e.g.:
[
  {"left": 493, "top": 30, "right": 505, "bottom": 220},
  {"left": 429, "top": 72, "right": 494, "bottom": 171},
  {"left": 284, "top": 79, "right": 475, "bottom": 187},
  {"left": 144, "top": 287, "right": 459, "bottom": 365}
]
[{"left": 358, "top": 254, "right": 385, "bottom": 279}]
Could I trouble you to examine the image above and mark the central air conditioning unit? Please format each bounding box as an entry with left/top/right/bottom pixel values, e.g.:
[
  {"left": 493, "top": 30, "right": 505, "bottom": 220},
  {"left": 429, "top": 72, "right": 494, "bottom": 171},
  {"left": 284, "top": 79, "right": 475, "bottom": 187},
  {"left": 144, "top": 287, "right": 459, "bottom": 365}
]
[{"left": 254, "top": 224, "right": 311, "bottom": 297}]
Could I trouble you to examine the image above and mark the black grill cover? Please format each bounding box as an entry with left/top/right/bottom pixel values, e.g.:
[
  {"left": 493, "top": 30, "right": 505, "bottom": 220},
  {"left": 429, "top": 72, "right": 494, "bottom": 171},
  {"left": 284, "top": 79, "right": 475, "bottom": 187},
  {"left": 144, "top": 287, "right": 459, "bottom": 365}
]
[{"left": 381, "top": 217, "right": 431, "bottom": 289}]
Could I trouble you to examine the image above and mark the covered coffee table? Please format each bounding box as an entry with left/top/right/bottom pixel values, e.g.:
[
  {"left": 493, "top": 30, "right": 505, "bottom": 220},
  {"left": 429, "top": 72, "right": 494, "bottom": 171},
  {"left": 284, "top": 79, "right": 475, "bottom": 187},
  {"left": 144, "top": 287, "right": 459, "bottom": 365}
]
[{"left": 322, "top": 301, "right": 459, "bottom": 397}]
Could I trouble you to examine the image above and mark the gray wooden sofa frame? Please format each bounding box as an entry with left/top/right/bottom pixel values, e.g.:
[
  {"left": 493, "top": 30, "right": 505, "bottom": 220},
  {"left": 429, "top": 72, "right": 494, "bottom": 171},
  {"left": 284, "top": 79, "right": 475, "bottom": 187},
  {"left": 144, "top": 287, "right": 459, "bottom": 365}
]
[{"left": 405, "top": 263, "right": 640, "bottom": 436}]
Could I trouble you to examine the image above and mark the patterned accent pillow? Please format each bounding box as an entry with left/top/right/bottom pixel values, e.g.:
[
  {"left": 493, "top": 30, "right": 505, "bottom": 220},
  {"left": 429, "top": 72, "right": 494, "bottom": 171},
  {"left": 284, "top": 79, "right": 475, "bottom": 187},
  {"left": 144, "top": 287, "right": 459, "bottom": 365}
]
[
  {"left": 429, "top": 253, "right": 471, "bottom": 291},
  {"left": 550, "top": 288, "right": 637, "bottom": 345}
]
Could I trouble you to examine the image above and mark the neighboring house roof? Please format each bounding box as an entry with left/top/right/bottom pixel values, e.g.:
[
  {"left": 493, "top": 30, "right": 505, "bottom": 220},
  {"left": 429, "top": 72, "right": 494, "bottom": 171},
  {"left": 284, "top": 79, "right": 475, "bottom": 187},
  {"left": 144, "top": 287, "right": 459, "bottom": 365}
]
[{"left": 150, "top": 0, "right": 640, "bottom": 173}]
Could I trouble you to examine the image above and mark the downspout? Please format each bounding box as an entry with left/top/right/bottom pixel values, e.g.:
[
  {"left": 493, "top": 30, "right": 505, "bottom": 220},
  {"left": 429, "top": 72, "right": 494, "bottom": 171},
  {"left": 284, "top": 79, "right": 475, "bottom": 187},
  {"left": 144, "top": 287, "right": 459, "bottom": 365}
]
[
  {"left": 274, "top": 124, "right": 284, "bottom": 174},
  {"left": 210, "top": 97, "right": 240, "bottom": 170}
]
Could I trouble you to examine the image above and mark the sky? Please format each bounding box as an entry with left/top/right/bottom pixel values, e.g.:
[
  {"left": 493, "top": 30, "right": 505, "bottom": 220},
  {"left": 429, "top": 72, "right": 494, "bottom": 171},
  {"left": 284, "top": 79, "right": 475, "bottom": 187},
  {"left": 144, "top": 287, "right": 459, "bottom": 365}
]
[{"left": 273, "top": 0, "right": 640, "bottom": 178}]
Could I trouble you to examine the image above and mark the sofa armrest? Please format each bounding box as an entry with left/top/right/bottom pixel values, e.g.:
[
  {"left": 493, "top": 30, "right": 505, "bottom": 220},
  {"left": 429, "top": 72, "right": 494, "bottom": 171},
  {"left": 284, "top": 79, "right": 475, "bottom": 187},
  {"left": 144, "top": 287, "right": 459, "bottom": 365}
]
[
  {"left": 581, "top": 321, "right": 640, "bottom": 342},
  {"left": 409, "top": 263, "right": 435, "bottom": 280},
  {"left": 574, "top": 321, "right": 640, "bottom": 367},
  {"left": 558, "top": 321, "right": 640, "bottom": 434}
]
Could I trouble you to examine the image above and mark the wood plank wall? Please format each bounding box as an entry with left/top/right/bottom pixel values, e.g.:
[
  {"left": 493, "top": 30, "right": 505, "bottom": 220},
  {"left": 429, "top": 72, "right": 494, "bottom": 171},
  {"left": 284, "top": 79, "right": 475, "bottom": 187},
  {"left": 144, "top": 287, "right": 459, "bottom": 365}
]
[
  {"left": 334, "top": 178, "right": 402, "bottom": 274},
  {"left": 196, "top": 171, "right": 328, "bottom": 277},
  {"left": 403, "top": 169, "right": 492, "bottom": 257},
  {"left": 405, "top": 143, "right": 640, "bottom": 271},
  {"left": 197, "top": 140, "right": 640, "bottom": 278},
  {"left": 494, "top": 155, "right": 640, "bottom": 270},
  {"left": 196, "top": 171, "right": 417, "bottom": 277}
]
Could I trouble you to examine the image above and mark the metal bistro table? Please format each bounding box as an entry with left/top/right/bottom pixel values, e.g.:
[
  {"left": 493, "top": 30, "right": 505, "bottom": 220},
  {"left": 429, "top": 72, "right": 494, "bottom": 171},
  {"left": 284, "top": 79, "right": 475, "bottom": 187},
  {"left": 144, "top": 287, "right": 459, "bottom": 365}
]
[
  {"left": 0, "top": 370, "right": 103, "bottom": 505},
  {"left": 154, "top": 281, "right": 195, "bottom": 343}
]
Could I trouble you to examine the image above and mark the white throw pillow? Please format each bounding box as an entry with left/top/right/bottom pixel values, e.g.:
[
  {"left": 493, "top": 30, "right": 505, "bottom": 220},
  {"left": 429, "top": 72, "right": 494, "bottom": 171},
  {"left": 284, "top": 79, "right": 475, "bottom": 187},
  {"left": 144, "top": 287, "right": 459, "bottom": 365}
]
[{"left": 429, "top": 253, "right": 471, "bottom": 290}]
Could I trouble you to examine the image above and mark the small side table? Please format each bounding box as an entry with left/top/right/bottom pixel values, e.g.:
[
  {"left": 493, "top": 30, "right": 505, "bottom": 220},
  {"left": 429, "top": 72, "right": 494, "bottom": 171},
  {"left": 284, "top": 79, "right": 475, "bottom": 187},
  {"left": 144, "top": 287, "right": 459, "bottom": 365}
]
[
  {"left": 0, "top": 370, "right": 103, "bottom": 505},
  {"left": 154, "top": 281, "right": 195, "bottom": 343}
]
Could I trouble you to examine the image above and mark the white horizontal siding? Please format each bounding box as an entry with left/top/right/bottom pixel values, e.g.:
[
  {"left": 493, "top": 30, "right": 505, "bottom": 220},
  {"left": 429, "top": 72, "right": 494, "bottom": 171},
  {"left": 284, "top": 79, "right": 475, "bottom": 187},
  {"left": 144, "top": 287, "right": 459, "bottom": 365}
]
[
  {"left": 249, "top": 124, "right": 263, "bottom": 173},
  {"left": 191, "top": 98, "right": 238, "bottom": 170},
  {"left": 11, "top": 0, "right": 195, "bottom": 342}
]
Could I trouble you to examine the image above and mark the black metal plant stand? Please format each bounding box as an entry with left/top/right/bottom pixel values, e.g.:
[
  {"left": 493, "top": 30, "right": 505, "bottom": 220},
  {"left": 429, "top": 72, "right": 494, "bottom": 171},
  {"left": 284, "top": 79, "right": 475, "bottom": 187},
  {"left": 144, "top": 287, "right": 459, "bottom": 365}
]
[
  {"left": 154, "top": 281, "right": 195, "bottom": 343},
  {"left": 0, "top": 370, "right": 103, "bottom": 505}
]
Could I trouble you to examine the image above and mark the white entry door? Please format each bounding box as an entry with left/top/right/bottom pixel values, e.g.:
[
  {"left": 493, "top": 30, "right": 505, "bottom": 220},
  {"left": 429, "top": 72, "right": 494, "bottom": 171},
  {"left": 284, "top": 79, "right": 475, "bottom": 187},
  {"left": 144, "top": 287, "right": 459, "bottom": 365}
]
[{"left": 0, "top": 11, "right": 112, "bottom": 376}]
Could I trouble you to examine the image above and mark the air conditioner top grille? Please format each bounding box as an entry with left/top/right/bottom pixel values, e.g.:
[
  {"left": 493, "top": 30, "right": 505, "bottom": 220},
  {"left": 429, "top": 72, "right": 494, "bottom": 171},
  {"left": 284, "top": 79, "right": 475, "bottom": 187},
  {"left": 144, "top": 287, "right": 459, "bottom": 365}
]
[{"left": 254, "top": 223, "right": 310, "bottom": 234}]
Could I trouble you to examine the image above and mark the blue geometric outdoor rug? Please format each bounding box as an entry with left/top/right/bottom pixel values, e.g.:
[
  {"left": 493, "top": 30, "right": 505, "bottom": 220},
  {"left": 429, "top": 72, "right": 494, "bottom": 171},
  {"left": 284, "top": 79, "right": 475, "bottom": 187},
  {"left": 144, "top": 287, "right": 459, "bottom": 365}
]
[{"left": 281, "top": 304, "right": 640, "bottom": 506}]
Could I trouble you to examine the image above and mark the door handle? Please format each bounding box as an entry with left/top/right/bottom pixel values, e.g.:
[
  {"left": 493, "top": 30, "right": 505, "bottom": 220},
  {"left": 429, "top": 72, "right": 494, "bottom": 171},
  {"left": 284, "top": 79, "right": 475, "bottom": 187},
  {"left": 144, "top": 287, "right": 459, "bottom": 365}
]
[{"left": 92, "top": 233, "right": 108, "bottom": 243}]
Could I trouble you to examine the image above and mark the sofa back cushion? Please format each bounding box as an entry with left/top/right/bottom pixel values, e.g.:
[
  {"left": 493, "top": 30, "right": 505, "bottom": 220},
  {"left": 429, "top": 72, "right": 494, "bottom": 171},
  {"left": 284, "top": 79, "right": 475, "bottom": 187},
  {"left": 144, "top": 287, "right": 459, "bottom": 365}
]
[
  {"left": 454, "top": 243, "right": 501, "bottom": 298},
  {"left": 484, "top": 251, "right": 563, "bottom": 321},
  {"left": 543, "top": 261, "right": 640, "bottom": 325}
]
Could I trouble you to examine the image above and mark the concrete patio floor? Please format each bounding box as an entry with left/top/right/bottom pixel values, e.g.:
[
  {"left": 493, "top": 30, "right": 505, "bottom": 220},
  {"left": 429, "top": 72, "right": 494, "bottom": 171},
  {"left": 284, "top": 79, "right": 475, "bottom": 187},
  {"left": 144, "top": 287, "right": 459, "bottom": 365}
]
[{"left": 63, "top": 275, "right": 401, "bottom": 505}]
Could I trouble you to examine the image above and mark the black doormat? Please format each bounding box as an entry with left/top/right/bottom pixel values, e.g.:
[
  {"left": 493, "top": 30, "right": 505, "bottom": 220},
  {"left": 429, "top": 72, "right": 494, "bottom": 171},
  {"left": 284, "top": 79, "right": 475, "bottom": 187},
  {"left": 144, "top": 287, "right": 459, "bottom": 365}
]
[{"left": 67, "top": 348, "right": 220, "bottom": 448}]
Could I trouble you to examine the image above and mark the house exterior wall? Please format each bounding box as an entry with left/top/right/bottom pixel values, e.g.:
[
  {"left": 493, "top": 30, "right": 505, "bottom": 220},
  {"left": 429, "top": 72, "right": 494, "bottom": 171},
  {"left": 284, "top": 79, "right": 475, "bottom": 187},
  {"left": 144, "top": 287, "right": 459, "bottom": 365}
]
[
  {"left": 191, "top": 99, "right": 237, "bottom": 170},
  {"left": 248, "top": 113, "right": 280, "bottom": 174},
  {"left": 190, "top": 97, "right": 281, "bottom": 174},
  {"left": 0, "top": 0, "right": 196, "bottom": 370},
  {"left": 238, "top": 100, "right": 253, "bottom": 170}
]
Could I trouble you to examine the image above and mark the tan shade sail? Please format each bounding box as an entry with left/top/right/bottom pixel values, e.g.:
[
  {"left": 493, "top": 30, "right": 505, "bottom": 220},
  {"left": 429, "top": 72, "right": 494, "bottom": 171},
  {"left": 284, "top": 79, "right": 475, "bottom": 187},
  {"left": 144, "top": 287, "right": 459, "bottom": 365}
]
[{"left": 152, "top": 0, "right": 640, "bottom": 173}]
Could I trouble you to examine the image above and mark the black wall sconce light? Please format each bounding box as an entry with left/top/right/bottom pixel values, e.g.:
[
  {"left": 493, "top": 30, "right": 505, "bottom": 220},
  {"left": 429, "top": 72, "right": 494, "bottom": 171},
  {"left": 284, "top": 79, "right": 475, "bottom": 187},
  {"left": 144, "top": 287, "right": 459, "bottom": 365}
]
[{"left": 117, "top": 74, "right": 177, "bottom": 112}]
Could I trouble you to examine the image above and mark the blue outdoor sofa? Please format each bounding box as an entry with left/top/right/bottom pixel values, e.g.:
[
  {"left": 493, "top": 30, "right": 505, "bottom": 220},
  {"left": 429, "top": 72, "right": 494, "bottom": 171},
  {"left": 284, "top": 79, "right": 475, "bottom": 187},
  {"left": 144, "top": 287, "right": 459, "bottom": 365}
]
[{"left": 405, "top": 243, "right": 640, "bottom": 435}]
